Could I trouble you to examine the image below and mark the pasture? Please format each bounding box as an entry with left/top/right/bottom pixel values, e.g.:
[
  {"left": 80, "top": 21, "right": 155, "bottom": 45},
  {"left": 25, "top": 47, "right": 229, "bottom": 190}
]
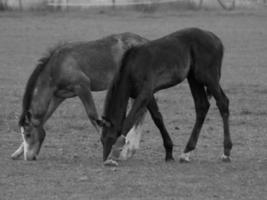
[{"left": 0, "top": 8, "right": 267, "bottom": 200}]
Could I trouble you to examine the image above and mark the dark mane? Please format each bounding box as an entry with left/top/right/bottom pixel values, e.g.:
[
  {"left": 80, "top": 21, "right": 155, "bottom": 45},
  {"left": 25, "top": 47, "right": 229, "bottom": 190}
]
[
  {"left": 103, "top": 47, "right": 135, "bottom": 118},
  {"left": 102, "top": 46, "right": 146, "bottom": 128},
  {"left": 19, "top": 44, "right": 62, "bottom": 126}
]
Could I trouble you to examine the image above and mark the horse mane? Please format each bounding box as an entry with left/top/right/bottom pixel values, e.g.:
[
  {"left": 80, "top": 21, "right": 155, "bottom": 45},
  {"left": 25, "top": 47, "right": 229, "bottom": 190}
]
[
  {"left": 19, "top": 43, "right": 63, "bottom": 126},
  {"left": 103, "top": 47, "right": 139, "bottom": 125}
]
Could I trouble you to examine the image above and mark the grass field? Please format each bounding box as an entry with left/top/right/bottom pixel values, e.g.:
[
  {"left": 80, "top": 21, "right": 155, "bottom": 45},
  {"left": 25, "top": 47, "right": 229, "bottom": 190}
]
[{"left": 0, "top": 8, "right": 267, "bottom": 200}]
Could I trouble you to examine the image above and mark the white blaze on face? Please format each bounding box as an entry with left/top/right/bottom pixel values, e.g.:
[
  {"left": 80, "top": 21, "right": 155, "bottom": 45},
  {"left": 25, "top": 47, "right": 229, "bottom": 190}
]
[
  {"left": 119, "top": 124, "right": 142, "bottom": 160},
  {"left": 20, "top": 127, "right": 30, "bottom": 160}
]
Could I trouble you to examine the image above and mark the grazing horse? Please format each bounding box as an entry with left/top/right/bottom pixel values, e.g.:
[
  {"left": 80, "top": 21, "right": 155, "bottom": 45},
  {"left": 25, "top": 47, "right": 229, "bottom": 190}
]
[
  {"left": 11, "top": 32, "right": 148, "bottom": 161},
  {"left": 100, "top": 28, "right": 232, "bottom": 166}
]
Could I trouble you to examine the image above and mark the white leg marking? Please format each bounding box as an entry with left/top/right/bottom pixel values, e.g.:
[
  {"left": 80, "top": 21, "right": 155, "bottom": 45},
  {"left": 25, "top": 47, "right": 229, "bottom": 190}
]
[
  {"left": 20, "top": 128, "right": 30, "bottom": 161},
  {"left": 180, "top": 152, "right": 191, "bottom": 162},
  {"left": 11, "top": 143, "right": 24, "bottom": 159},
  {"left": 15, "top": 127, "right": 36, "bottom": 161},
  {"left": 126, "top": 125, "right": 142, "bottom": 149},
  {"left": 221, "top": 154, "right": 231, "bottom": 162},
  {"left": 103, "top": 159, "right": 119, "bottom": 167},
  {"left": 119, "top": 125, "right": 142, "bottom": 160}
]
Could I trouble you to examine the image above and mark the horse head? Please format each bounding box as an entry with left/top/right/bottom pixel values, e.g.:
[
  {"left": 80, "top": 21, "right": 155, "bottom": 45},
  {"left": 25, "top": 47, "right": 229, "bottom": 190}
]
[
  {"left": 99, "top": 116, "right": 117, "bottom": 161},
  {"left": 11, "top": 111, "right": 46, "bottom": 161}
]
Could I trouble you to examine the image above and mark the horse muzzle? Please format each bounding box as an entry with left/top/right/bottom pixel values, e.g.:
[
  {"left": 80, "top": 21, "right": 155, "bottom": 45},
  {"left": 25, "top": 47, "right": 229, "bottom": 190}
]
[
  {"left": 11, "top": 142, "right": 38, "bottom": 161},
  {"left": 24, "top": 148, "right": 38, "bottom": 161}
]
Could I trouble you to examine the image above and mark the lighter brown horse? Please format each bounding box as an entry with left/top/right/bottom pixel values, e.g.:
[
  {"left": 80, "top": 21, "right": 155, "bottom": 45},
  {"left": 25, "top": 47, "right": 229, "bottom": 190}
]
[{"left": 11, "top": 32, "right": 148, "bottom": 161}]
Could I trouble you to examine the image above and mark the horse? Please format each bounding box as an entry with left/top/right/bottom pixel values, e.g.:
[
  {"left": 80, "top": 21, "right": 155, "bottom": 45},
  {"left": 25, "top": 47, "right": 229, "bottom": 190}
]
[
  {"left": 11, "top": 32, "right": 148, "bottom": 161},
  {"left": 100, "top": 28, "right": 232, "bottom": 166}
]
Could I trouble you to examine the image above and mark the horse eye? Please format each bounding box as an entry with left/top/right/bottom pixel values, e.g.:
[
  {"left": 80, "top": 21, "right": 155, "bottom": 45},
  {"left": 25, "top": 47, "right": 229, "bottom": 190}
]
[
  {"left": 24, "top": 133, "right": 31, "bottom": 139},
  {"left": 24, "top": 125, "right": 31, "bottom": 132}
]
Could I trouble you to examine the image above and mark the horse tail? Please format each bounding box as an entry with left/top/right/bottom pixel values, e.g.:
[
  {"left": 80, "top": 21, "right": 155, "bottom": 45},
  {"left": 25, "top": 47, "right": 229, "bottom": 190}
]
[
  {"left": 106, "top": 46, "right": 137, "bottom": 94},
  {"left": 107, "top": 47, "right": 134, "bottom": 95},
  {"left": 19, "top": 45, "right": 60, "bottom": 127}
]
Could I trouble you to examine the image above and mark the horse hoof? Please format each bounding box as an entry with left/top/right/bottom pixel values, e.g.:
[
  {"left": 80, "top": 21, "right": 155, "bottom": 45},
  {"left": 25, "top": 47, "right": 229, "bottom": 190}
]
[
  {"left": 104, "top": 159, "right": 119, "bottom": 167},
  {"left": 221, "top": 154, "right": 231, "bottom": 162},
  {"left": 179, "top": 157, "right": 191, "bottom": 163},
  {"left": 179, "top": 152, "right": 190, "bottom": 163},
  {"left": 166, "top": 157, "right": 175, "bottom": 162}
]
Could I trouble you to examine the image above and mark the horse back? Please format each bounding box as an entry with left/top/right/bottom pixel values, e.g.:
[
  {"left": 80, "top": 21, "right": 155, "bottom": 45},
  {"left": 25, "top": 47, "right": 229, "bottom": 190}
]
[
  {"left": 171, "top": 28, "right": 224, "bottom": 83},
  {"left": 119, "top": 40, "right": 191, "bottom": 94},
  {"left": 119, "top": 28, "right": 224, "bottom": 94},
  {"left": 46, "top": 33, "right": 147, "bottom": 92}
]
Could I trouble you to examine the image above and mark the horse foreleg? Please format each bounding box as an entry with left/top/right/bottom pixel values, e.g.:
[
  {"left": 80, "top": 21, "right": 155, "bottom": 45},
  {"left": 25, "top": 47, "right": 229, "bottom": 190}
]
[
  {"left": 180, "top": 76, "right": 210, "bottom": 163},
  {"left": 119, "top": 120, "right": 143, "bottom": 160},
  {"left": 74, "top": 82, "right": 100, "bottom": 133},
  {"left": 122, "top": 94, "right": 150, "bottom": 137},
  {"left": 109, "top": 93, "right": 149, "bottom": 160},
  {"left": 147, "top": 96, "right": 174, "bottom": 161},
  {"left": 43, "top": 96, "right": 64, "bottom": 123},
  {"left": 119, "top": 99, "right": 147, "bottom": 160}
]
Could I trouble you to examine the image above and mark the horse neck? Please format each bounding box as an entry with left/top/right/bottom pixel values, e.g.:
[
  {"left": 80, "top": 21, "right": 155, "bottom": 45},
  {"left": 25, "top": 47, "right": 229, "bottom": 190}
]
[
  {"left": 29, "top": 74, "right": 54, "bottom": 124},
  {"left": 20, "top": 45, "right": 59, "bottom": 127},
  {"left": 104, "top": 74, "right": 131, "bottom": 131},
  {"left": 21, "top": 67, "right": 54, "bottom": 127}
]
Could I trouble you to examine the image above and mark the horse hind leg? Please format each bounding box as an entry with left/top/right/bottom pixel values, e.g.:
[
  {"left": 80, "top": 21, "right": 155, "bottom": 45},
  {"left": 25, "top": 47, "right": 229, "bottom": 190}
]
[
  {"left": 180, "top": 75, "right": 210, "bottom": 163},
  {"left": 207, "top": 83, "right": 232, "bottom": 162}
]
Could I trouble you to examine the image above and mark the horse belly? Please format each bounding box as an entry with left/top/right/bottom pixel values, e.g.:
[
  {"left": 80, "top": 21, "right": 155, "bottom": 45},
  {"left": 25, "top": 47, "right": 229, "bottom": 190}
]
[
  {"left": 89, "top": 72, "right": 114, "bottom": 91},
  {"left": 55, "top": 89, "right": 76, "bottom": 98},
  {"left": 155, "top": 65, "right": 189, "bottom": 91}
]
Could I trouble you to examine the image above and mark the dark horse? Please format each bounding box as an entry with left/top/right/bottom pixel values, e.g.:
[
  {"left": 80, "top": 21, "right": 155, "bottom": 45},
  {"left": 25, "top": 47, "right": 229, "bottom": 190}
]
[
  {"left": 100, "top": 28, "right": 232, "bottom": 166},
  {"left": 11, "top": 32, "right": 148, "bottom": 161}
]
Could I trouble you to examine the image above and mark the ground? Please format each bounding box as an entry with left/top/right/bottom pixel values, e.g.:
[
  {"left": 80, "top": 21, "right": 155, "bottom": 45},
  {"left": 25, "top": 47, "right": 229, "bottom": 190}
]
[{"left": 0, "top": 8, "right": 266, "bottom": 200}]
